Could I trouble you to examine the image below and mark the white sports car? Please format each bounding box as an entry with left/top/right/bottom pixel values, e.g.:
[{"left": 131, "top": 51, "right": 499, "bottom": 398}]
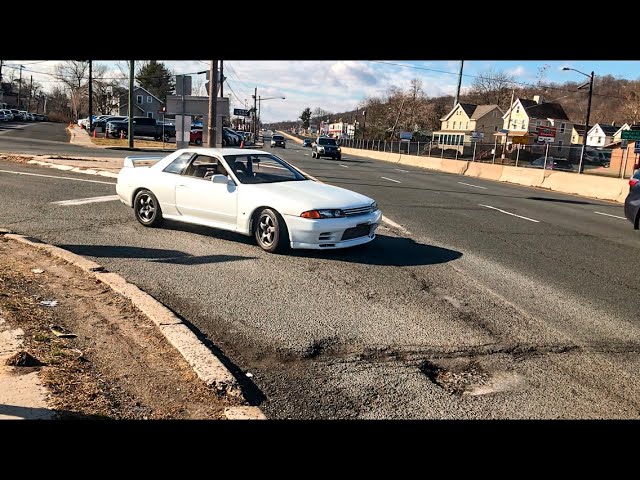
[{"left": 116, "top": 148, "right": 382, "bottom": 253}]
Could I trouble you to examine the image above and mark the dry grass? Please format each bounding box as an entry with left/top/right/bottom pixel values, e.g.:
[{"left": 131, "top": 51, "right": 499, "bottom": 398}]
[{"left": 91, "top": 137, "right": 176, "bottom": 149}]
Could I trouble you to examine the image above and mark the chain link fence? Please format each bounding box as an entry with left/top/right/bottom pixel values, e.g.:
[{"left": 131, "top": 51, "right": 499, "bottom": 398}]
[{"left": 337, "top": 137, "right": 636, "bottom": 179}]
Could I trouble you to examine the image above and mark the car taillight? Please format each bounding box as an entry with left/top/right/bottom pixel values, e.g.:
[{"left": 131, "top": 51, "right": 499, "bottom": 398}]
[
  {"left": 630, "top": 179, "right": 639, "bottom": 187},
  {"left": 301, "top": 210, "right": 321, "bottom": 219}
]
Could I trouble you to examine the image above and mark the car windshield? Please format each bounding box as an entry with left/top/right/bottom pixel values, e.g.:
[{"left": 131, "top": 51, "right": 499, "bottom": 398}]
[
  {"left": 273, "top": 135, "right": 284, "bottom": 140},
  {"left": 318, "top": 138, "right": 337, "bottom": 146},
  {"left": 223, "top": 154, "right": 307, "bottom": 184}
]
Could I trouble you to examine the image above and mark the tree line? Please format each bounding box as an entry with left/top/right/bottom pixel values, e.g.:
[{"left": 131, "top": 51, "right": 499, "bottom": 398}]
[{"left": 274, "top": 69, "right": 640, "bottom": 140}]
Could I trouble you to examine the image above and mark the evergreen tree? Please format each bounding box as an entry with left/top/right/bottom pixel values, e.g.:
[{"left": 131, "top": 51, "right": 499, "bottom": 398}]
[{"left": 135, "top": 61, "right": 175, "bottom": 102}]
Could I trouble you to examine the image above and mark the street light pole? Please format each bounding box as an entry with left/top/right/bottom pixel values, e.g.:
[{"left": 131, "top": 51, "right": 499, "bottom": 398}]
[
  {"left": 563, "top": 67, "right": 595, "bottom": 173},
  {"left": 362, "top": 109, "right": 366, "bottom": 140}
]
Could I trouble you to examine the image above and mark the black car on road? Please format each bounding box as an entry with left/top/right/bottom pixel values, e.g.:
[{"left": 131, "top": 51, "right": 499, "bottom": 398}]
[
  {"left": 624, "top": 169, "right": 640, "bottom": 229},
  {"left": 302, "top": 139, "right": 312, "bottom": 147},
  {"left": 312, "top": 136, "right": 341, "bottom": 160}
]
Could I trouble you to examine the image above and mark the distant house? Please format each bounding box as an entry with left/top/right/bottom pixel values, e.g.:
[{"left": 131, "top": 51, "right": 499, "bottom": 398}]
[
  {"left": 118, "top": 86, "right": 164, "bottom": 119},
  {"left": 586, "top": 123, "right": 626, "bottom": 147},
  {"left": 571, "top": 124, "right": 586, "bottom": 145},
  {"left": 433, "top": 102, "right": 503, "bottom": 153},
  {"left": 496, "top": 95, "right": 572, "bottom": 156}
]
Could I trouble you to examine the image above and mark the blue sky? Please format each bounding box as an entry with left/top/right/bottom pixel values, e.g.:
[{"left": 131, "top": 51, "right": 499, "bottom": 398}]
[{"left": 4, "top": 60, "right": 639, "bottom": 122}]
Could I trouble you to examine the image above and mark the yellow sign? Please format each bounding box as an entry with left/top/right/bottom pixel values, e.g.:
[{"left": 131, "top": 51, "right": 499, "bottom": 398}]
[{"left": 512, "top": 136, "right": 528, "bottom": 144}]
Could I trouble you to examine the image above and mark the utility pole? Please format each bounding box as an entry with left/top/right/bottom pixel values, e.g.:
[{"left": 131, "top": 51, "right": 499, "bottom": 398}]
[
  {"left": 88, "top": 60, "right": 93, "bottom": 132},
  {"left": 579, "top": 71, "right": 595, "bottom": 174},
  {"left": 362, "top": 110, "right": 367, "bottom": 139},
  {"left": 208, "top": 60, "right": 218, "bottom": 147},
  {"left": 258, "top": 96, "right": 261, "bottom": 132},
  {"left": 219, "top": 61, "right": 224, "bottom": 97},
  {"left": 454, "top": 60, "right": 464, "bottom": 107},
  {"left": 17, "top": 65, "right": 24, "bottom": 110},
  {"left": 27, "top": 75, "right": 33, "bottom": 111},
  {"left": 253, "top": 87, "right": 257, "bottom": 140},
  {"left": 128, "top": 60, "right": 134, "bottom": 149},
  {"left": 0, "top": 60, "right": 3, "bottom": 85}
]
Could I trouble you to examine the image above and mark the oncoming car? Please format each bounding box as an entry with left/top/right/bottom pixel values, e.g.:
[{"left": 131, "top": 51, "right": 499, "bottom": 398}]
[
  {"left": 312, "top": 136, "right": 341, "bottom": 160},
  {"left": 271, "top": 134, "right": 286, "bottom": 148},
  {"left": 116, "top": 148, "right": 381, "bottom": 253},
  {"left": 302, "top": 139, "right": 312, "bottom": 147}
]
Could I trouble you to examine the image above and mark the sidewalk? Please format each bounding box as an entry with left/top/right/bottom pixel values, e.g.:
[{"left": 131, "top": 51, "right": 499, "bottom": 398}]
[{"left": 0, "top": 233, "right": 242, "bottom": 419}]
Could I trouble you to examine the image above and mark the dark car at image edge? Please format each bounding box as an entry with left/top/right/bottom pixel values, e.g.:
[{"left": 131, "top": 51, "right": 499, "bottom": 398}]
[{"left": 624, "top": 169, "right": 640, "bottom": 229}]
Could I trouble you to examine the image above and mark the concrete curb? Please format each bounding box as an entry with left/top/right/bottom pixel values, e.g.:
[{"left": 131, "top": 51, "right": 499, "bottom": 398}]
[
  {"left": 26, "top": 159, "right": 120, "bottom": 178},
  {"left": 0, "top": 231, "right": 265, "bottom": 419}
]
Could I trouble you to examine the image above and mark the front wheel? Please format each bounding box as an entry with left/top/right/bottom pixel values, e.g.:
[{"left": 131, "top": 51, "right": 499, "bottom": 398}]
[
  {"left": 133, "top": 189, "right": 163, "bottom": 227},
  {"left": 195, "top": 138, "right": 202, "bottom": 145},
  {"left": 255, "top": 208, "right": 289, "bottom": 253},
  {"left": 336, "top": 155, "right": 341, "bottom": 161}
]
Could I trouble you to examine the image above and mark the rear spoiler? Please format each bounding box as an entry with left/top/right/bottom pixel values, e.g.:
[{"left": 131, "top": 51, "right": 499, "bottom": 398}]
[{"left": 123, "top": 155, "right": 165, "bottom": 168}]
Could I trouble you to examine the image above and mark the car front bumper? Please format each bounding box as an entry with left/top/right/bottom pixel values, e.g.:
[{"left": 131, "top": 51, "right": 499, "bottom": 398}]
[{"left": 285, "top": 210, "right": 382, "bottom": 249}]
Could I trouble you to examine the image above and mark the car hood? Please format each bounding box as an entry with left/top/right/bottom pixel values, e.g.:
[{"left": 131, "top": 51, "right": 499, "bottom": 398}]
[{"left": 245, "top": 180, "right": 375, "bottom": 214}]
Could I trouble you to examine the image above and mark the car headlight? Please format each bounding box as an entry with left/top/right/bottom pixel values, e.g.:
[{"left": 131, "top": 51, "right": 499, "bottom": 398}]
[
  {"left": 318, "top": 146, "right": 325, "bottom": 152},
  {"left": 370, "top": 201, "right": 378, "bottom": 211},
  {"left": 300, "top": 209, "right": 345, "bottom": 219},
  {"left": 337, "top": 147, "right": 341, "bottom": 151}
]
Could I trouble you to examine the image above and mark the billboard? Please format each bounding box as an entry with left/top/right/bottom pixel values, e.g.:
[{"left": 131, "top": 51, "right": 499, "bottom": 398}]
[
  {"left": 399, "top": 131, "right": 412, "bottom": 141},
  {"left": 537, "top": 125, "right": 556, "bottom": 143}
]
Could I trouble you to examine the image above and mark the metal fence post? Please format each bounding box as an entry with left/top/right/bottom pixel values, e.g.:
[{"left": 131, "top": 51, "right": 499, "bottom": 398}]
[
  {"left": 515, "top": 144, "right": 520, "bottom": 167},
  {"left": 455, "top": 146, "right": 459, "bottom": 160},
  {"left": 441, "top": 145, "right": 444, "bottom": 158},
  {"left": 416, "top": 141, "right": 420, "bottom": 156},
  {"left": 542, "top": 142, "right": 550, "bottom": 173},
  {"left": 492, "top": 137, "right": 497, "bottom": 164},
  {"left": 472, "top": 140, "right": 477, "bottom": 162},
  {"left": 384, "top": 140, "right": 387, "bottom": 152},
  {"left": 578, "top": 144, "right": 585, "bottom": 174},
  {"left": 428, "top": 141, "right": 432, "bottom": 157},
  {"left": 621, "top": 147, "right": 630, "bottom": 178}
]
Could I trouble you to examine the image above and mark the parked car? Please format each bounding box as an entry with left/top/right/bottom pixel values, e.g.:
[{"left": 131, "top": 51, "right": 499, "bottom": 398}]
[
  {"left": 312, "top": 136, "right": 341, "bottom": 160},
  {"left": 270, "top": 134, "right": 286, "bottom": 148},
  {"left": 0, "top": 109, "right": 12, "bottom": 121},
  {"left": 528, "top": 156, "right": 574, "bottom": 172},
  {"left": 9, "top": 109, "right": 21, "bottom": 121},
  {"left": 624, "top": 169, "right": 640, "bottom": 230},
  {"left": 302, "top": 139, "right": 312, "bottom": 147},
  {"left": 91, "top": 116, "right": 126, "bottom": 132},
  {"left": 190, "top": 127, "right": 203, "bottom": 145},
  {"left": 116, "top": 149, "right": 381, "bottom": 253},
  {"left": 106, "top": 116, "right": 175, "bottom": 141}
]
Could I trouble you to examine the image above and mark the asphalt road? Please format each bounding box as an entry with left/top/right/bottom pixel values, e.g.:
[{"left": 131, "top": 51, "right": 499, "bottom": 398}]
[
  {"left": 1, "top": 140, "right": 639, "bottom": 419},
  {"left": 0, "top": 122, "right": 168, "bottom": 158}
]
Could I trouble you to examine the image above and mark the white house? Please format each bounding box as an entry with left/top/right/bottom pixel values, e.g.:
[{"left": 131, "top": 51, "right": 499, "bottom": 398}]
[{"left": 586, "top": 123, "right": 629, "bottom": 147}]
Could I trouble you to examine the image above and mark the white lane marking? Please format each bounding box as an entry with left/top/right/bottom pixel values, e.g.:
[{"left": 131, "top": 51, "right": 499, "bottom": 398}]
[
  {"left": 0, "top": 169, "right": 116, "bottom": 185},
  {"left": 381, "top": 215, "right": 411, "bottom": 235},
  {"left": 339, "top": 164, "right": 349, "bottom": 168},
  {"left": 395, "top": 168, "right": 409, "bottom": 173},
  {"left": 381, "top": 176, "right": 402, "bottom": 184},
  {"left": 52, "top": 194, "right": 120, "bottom": 206},
  {"left": 458, "top": 181, "right": 487, "bottom": 190},
  {"left": 479, "top": 204, "right": 540, "bottom": 223},
  {"left": 594, "top": 211, "right": 626, "bottom": 220},
  {"left": 304, "top": 153, "right": 310, "bottom": 156}
]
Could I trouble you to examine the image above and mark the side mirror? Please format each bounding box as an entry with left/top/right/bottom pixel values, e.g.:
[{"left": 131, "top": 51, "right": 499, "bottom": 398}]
[{"left": 211, "top": 174, "right": 228, "bottom": 184}]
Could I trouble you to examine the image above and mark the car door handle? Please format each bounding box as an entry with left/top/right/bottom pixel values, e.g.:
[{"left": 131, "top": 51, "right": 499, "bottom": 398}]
[{"left": 177, "top": 184, "right": 187, "bottom": 187}]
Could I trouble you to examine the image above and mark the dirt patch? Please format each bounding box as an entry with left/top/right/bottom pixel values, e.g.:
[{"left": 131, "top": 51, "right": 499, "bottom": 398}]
[
  {"left": 91, "top": 138, "right": 176, "bottom": 149},
  {"left": 0, "top": 237, "right": 241, "bottom": 419},
  {"left": 0, "top": 154, "right": 33, "bottom": 164}
]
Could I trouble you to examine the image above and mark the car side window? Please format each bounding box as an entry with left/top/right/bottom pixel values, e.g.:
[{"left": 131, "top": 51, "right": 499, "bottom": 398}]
[
  {"left": 163, "top": 153, "right": 193, "bottom": 174},
  {"left": 183, "top": 155, "right": 227, "bottom": 180}
]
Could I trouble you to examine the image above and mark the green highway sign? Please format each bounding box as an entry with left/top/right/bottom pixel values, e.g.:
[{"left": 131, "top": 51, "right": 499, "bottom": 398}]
[{"left": 621, "top": 129, "right": 640, "bottom": 141}]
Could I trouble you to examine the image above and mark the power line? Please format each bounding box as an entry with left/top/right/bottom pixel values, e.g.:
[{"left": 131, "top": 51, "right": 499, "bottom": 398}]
[{"left": 367, "top": 60, "right": 630, "bottom": 101}]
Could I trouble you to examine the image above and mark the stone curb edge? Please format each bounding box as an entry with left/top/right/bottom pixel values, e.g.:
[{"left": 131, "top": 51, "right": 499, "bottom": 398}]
[{"left": 0, "top": 229, "right": 266, "bottom": 420}]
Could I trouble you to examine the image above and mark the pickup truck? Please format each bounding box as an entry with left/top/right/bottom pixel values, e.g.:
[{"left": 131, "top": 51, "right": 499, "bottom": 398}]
[{"left": 106, "top": 116, "right": 175, "bottom": 141}]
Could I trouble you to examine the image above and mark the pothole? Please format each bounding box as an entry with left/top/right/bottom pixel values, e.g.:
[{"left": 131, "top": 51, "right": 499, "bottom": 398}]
[
  {"left": 301, "top": 337, "right": 339, "bottom": 359},
  {"left": 420, "top": 359, "right": 490, "bottom": 396}
]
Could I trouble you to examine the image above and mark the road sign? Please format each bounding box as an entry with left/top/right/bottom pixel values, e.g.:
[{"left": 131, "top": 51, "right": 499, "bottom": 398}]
[
  {"left": 621, "top": 139, "right": 628, "bottom": 150},
  {"left": 512, "top": 136, "right": 528, "bottom": 144},
  {"left": 234, "top": 108, "right": 250, "bottom": 117},
  {"left": 471, "top": 131, "right": 485, "bottom": 139},
  {"left": 537, "top": 125, "right": 556, "bottom": 138},
  {"left": 399, "top": 131, "right": 412, "bottom": 141},
  {"left": 621, "top": 129, "right": 640, "bottom": 141}
]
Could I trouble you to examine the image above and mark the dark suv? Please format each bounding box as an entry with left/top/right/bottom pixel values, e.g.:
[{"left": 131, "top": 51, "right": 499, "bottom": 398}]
[
  {"left": 624, "top": 169, "right": 640, "bottom": 230},
  {"left": 312, "top": 136, "right": 341, "bottom": 160}
]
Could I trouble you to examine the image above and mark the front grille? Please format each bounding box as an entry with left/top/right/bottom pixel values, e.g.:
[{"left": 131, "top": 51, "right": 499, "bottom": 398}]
[
  {"left": 341, "top": 223, "right": 372, "bottom": 241},
  {"left": 343, "top": 205, "right": 374, "bottom": 217}
]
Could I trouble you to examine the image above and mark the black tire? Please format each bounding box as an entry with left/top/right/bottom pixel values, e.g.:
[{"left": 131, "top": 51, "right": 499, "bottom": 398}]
[
  {"left": 254, "top": 208, "right": 289, "bottom": 253},
  {"left": 336, "top": 155, "right": 341, "bottom": 161},
  {"left": 195, "top": 138, "right": 202, "bottom": 145},
  {"left": 133, "top": 189, "right": 163, "bottom": 227}
]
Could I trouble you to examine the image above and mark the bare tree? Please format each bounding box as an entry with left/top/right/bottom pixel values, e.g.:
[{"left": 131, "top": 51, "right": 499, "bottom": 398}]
[
  {"left": 55, "top": 61, "right": 90, "bottom": 121},
  {"left": 467, "top": 68, "right": 515, "bottom": 110}
]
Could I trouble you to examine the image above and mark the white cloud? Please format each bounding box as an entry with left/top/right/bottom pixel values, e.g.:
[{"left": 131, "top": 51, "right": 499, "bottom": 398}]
[{"left": 507, "top": 65, "right": 527, "bottom": 77}]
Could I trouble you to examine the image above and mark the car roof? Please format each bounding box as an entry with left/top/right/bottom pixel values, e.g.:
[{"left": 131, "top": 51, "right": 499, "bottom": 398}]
[{"left": 177, "top": 147, "right": 271, "bottom": 156}]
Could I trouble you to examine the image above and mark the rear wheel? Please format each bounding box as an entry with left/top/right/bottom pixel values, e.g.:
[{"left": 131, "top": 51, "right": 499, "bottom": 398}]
[
  {"left": 254, "top": 208, "right": 289, "bottom": 253},
  {"left": 195, "top": 137, "right": 202, "bottom": 145},
  {"left": 133, "top": 189, "right": 163, "bottom": 227}
]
